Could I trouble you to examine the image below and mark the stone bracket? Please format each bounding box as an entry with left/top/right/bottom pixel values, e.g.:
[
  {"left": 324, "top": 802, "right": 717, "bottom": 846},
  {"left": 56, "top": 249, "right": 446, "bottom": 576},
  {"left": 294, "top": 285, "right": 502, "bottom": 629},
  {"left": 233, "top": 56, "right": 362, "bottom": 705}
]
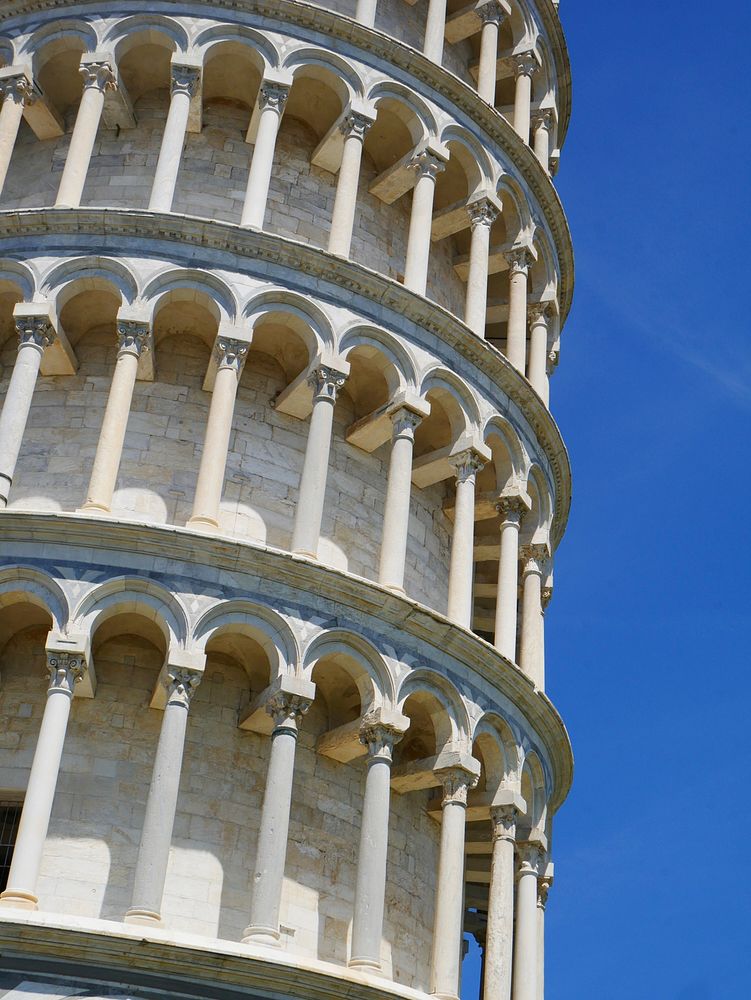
[
  {"left": 311, "top": 100, "right": 377, "bottom": 174},
  {"left": 45, "top": 630, "right": 94, "bottom": 699},
  {"left": 390, "top": 747, "right": 480, "bottom": 795},
  {"left": 345, "top": 389, "right": 430, "bottom": 453},
  {"left": 238, "top": 674, "right": 317, "bottom": 735},
  {"left": 273, "top": 353, "right": 350, "bottom": 420},
  {"left": 0, "top": 65, "right": 64, "bottom": 140},
  {"left": 13, "top": 302, "right": 77, "bottom": 376},
  {"left": 369, "top": 139, "right": 449, "bottom": 205},
  {"left": 432, "top": 189, "right": 502, "bottom": 242},
  {"left": 411, "top": 435, "right": 490, "bottom": 489},
  {"left": 317, "top": 707, "right": 409, "bottom": 763}
]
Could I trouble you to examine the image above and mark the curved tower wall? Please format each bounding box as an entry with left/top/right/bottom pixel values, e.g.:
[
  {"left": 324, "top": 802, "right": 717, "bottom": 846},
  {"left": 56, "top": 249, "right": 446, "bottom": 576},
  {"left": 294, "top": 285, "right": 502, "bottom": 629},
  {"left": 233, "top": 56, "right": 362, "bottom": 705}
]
[{"left": 0, "top": 2, "right": 574, "bottom": 999}]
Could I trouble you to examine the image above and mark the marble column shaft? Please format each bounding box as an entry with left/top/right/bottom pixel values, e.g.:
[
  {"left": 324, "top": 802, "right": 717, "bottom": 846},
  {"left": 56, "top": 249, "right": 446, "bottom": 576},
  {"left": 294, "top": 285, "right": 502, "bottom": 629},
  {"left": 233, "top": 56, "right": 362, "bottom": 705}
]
[
  {"left": 512, "top": 844, "right": 542, "bottom": 1000},
  {"left": 477, "top": 3, "right": 507, "bottom": 104},
  {"left": 56, "top": 61, "right": 115, "bottom": 208},
  {"left": 0, "top": 73, "right": 34, "bottom": 196},
  {"left": 505, "top": 248, "right": 532, "bottom": 373},
  {"left": 527, "top": 304, "right": 550, "bottom": 398},
  {"left": 493, "top": 494, "right": 529, "bottom": 660},
  {"left": 149, "top": 65, "right": 200, "bottom": 213},
  {"left": 484, "top": 806, "right": 517, "bottom": 1000},
  {"left": 355, "top": 0, "right": 378, "bottom": 27},
  {"left": 241, "top": 83, "right": 289, "bottom": 228},
  {"left": 512, "top": 54, "right": 537, "bottom": 145},
  {"left": 447, "top": 450, "right": 485, "bottom": 628},
  {"left": 328, "top": 111, "right": 373, "bottom": 257},
  {"left": 423, "top": 0, "right": 448, "bottom": 63},
  {"left": 378, "top": 407, "right": 422, "bottom": 591},
  {"left": 519, "top": 545, "right": 549, "bottom": 689},
  {"left": 464, "top": 198, "right": 499, "bottom": 336},
  {"left": 531, "top": 110, "right": 553, "bottom": 172},
  {"left": 404, "top": 149, "right": 445, "bottom": 295}
]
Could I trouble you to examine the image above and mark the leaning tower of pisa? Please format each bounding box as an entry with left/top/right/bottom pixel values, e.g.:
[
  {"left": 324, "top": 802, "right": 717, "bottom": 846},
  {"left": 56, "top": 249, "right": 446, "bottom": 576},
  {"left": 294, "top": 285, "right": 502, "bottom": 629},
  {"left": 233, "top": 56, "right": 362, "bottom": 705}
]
[{"left": 0, "top": 0, "right": 573, "bottom": 998}]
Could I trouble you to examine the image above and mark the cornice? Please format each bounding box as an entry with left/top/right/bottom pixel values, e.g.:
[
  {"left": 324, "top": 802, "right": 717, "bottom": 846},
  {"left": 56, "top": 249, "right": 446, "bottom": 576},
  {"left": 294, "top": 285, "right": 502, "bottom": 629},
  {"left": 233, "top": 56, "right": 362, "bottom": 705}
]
[
  {"left": 0, "top": 0, "right": 574, "bottom": 322},
  {"left": 535, "top": 0, "right": 572, "bottom": 147},
  {"left": 0, "top": 207, "right": 572, "bottom": 547},
  {"left": 0, "top": 510, "right": 575, "bottom": 811}
]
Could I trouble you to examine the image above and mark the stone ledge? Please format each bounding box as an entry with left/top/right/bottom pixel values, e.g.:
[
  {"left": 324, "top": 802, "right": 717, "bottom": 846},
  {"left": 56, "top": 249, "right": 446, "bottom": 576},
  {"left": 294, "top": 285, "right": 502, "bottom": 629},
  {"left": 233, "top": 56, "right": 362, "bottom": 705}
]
[
  {"left": 0, "top": 0, "right": 574, "bottom": 322},
  {"left": 0, "top": 910, "right": 431, "bottom": 999},
  {"left": 0, "top": 207, "right": 572, "bottom": 548},
  {"left": 0, "top": 510, "right": 574, "bottom": 812}
]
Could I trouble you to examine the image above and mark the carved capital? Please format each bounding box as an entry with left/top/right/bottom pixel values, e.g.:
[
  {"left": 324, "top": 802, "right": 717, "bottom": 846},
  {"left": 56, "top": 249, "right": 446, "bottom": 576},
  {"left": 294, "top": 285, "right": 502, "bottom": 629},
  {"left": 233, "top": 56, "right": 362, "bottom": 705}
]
[
  {"left": 505, "top": 247, "right": 533, "bottom": 277},
  {"left": 490, "top": 804, "right": 518, "bottom": 842},
  {"left": 80, "top": 61, "right": 116, "bottom": 93},
  {"left": 116, "top": 320, "right": 150, "bottom": 357},
  {"left": 516, "top": 842, "right": 543, "bottom": 876},
  {"left": 409, "top": 148, "right": 446, "bottom": 181},
  {"left": 15, "top": 315, "right": 56, "bottom": 352},
  {"left": 467, "top": 197, "right": 499, "bottom": 230},
  {"left": 528, "top": 302, "right": 551, "bottom": 327},
  {"left": 266, "top": 690, "right": 313, "bottom": 735},
  {"left": 309, "top": 364, "right": 347, "bottom": 403},
  {"left": 478, "top": 0, "right": 508, "bottom": 26},
  {"left": 390, "top": 406, "right": 423, "bottom": 440},
  {"left": 340, "top": 111, "right": 374, "bottom": 142},
  {"left": 547, "top": 348, "right": 560, "bottom": 375},
  {"left": 514, "top": 51, "right": 538, "bottom": 80},
  {"left": 542, "top": 586, "right": 553, "bottom": 609},
  {"left": 166, "top": 668, "right": 201, "bottom": 709},
  {"left": 496, "top": 492, "right": 530, "bottom": 525},
  {"left": 171, "top": 64, "right": 201, "bottom": 98},
  {"left": 537, "top": 876, "right": 552, "bottom": 909},
  {"left": 531, "top": 108, "right": 554, "bottom": 133},
  {"left": 437, "top": 766, "right": 478, "bottom": 807},
  {"left": 0, "top": 72, "right": 36, "bottom": 106},
  {"left": 45, "top": 651, "right": 85, "bottom": 694},
  {"left": 258, "top": 82, "right": 290, "bottom": 115},
  {"left": 520, "top": 543, "right": 551, "bottom": 577},
  {"left": 359, "top": 721, "right": 403, "bottom": 764},
  {"left": 214, "top": 337, "right": 249, "bottom": 375},
  {"left": 450, "top": 448, "right": 486, "bottom": 485}
]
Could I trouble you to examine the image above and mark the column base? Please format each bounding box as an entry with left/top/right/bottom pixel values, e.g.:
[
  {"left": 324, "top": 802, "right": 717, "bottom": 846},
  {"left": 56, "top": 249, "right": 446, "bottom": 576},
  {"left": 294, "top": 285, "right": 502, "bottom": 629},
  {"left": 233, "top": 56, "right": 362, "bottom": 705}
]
[
  {"left": 348, "top": 957, "right": 384, "bottom": 976},
  {"left": 187, "top": 515, "right": 220, "bottom": 532},
  {"left": 124, "top": 907, "right": 163, "bottom": 926},
  {"left": 77, "top": 502, "right": 111, "bottom": 514},
  {"left": 291, "top": 547, "right": 318, "bottom": 560},
  {"left": 241, "top": 925, "right": 281, "bottom": 948},
  {"left": 0, "top": 889, "right": 38, "bottom": 910},
  {"left": 430, "top": 993, "right": 459, "bottom": 1000}
]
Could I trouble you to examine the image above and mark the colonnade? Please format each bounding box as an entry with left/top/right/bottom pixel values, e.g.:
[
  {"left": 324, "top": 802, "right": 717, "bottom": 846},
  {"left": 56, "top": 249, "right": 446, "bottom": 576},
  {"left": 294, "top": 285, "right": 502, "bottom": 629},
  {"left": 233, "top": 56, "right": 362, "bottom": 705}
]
[
  {"left": 0, "top": 634, "right": 551, "bottom": 1000},
  {"left": 0, "top": 307, "right": 553, "bottom": 684}
]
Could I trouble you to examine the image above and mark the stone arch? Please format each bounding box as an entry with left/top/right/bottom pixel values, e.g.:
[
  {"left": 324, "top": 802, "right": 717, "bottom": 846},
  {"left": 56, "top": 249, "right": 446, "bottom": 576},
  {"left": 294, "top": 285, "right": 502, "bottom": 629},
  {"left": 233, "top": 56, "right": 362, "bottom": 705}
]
[
  {"left": 419, "top": 367, "right": 481, "bottom": 437},
  {"left": 439, "top": 123, "right": 493, "bottom": 196},
  {"left": 192, "top": 600, "right": 299, "bottom": 684},
  {"left": 482, "top": 414, "right": 526, "bottom": 491},
  {"left": 104, "top": 15, "right": 189, "bottom": 61},
  {"left": 366, "top": 80, "right": 437, "bottom": 142},
  {"left": 520, "top": 748, "right": 548, "bottom": 832},
  {"left": 22, "top": 19, "right": 99, "bottom": 69},
  {"left": 496, "top": 173, "right": 531, "bottom": 242},
  {"left": 41, "top": 257, "right": 139, "bottom": 314},
  {"left": 0, "top": 260, "right": 36, "bottom": 303},
  {"left": 244, "top": 287, "right": 334, "bottom": 360},
  {"left": 142, "top": 268, "right": 237, "bottom": 326},
  {"left": 338, "top": 324, "right": 417, "bottom": 390},
  {"left": 72, "top": 577, "right": 190, "bottom": 654},
  {"left": 282, "top": 46, "right": 364, "bottom": 103},
  {"left": 530, "top": 226, "right": 558, "bottom": 299},
  {"left": 472, "top": 713, "right": 522, "bottom": 794},
  {"left": 0, "top": 565, "right": 69, "bottom": 634},
  {"left": 523, "top": 463, "right": 553, "bottom": 542},
  {"left": 396, "top": 668, "right": 470, "bottom": 750},
  {"left": 0, "top": 38, "right": 16, "bottom": 69},
  {"left": 302, "top": 629, "right": 393, "bottom": 713},
  {"left": 194, "top": 24, "right": 279, "bottom": 71}
]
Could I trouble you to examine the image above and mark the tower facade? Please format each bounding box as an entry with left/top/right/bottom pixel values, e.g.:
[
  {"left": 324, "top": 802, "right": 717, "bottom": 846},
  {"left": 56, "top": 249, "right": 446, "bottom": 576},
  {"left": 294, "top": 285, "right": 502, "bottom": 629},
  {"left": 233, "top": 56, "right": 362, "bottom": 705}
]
[{"left": 0, "top": 1, "right": 573, "bottom": 999}]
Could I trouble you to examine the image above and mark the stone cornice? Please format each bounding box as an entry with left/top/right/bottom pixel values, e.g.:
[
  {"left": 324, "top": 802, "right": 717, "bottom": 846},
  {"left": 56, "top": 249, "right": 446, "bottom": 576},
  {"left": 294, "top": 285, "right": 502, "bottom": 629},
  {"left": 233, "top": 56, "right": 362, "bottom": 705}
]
[
  {"left": 0, "top": 207, "right": 572, "bottom": 547},
  {"left": 0, "top": 511, "right": 574, "bottom": 811},
  {"left": 534, "top": 0, "right": 572, "bottom": 148},
  {"left": 0, "top": 0, "right": 574, "bottom": 322}
]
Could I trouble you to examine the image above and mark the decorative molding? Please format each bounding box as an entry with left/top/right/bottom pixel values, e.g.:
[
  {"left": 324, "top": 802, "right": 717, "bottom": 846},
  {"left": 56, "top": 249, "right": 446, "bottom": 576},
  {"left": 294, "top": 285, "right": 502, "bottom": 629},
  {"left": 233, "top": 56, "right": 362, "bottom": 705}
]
[
  {"left": 165, "top": 668, "right": 201, "bottom": 709},
  {"left": 214, "top": 337, "right": 249, "bottom": 374},
  {"left": 116, "top": 320, "right": 150, "bottom": 357},
  {"left": 45, "top": 650, "right": 84, "bottom": 694},
  {"left": 15, "top": 314, "right": 55, "bottom": 351},
  {"left": 171, "top": 64, "right": 201, "bottom": 98},
  {"left": 267, "top": 690, "right": 313, "bottom": 734}
]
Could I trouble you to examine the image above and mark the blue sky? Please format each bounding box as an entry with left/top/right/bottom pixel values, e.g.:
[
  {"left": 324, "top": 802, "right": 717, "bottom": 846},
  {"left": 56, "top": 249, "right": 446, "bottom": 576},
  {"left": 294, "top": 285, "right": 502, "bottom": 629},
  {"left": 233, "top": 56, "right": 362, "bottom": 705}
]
[{"left": 464, "top": 2, "right": 751, "bottom": 997}]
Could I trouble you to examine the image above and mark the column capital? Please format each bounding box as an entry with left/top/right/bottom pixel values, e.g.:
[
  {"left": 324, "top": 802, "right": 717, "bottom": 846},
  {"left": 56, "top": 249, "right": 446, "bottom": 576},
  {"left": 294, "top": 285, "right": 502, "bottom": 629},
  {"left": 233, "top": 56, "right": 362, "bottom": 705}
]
[
  {"left": 467, "top": 195, "right": 500, "bottom": 230},
  {"left": 79, "top": 59, "right": 117, "bottom": 93},
  {"left": 0, "top": 68, "right": 36, "bottom": 105},
  {"left": 528, "top": 301, "right": 552, "bottom": 326},
  {"left": 505, "top": 245, "right": 534, "bottom": 277},
  {"left": 258, "top": 81, "right": 290, "bottom": 115},
  {"left": 537, "top": 875, "right": 552, "bottom": 910},
  {"left": 266, "top": 689, "right": 313, "bottom": 736},
  {"left": 171, "top": 63, "right": 201, "bottom": 98},
  {"left": 436, "top": 765, "right": 480, "bottom": 807},
  {"left": 547, "top": 348, "right": 560, "bottom": 375},
  {"left": 116, "top": 319, "right": 150, "bottom": 358},
  {"left": 339, "top": 109, "right": 375, "bottom": 142},
  {"left": 496, "top": 489, "right": 532, "bottom": 525},
  {"left": 513, "top": 51, "right": 538, "bottom": 79},
  {"left": 214, "top": 336, "right": 249, "bottom": 375},
  {"left": 15, "top": 314, "right": 56, "bottom": 353},
  {"left": 515, "top": 841, "right": 543, "bottom": 876},
  {"left": 308, "top": 363, "right": 348, "bottom": 403},
  {"left": 409, "top": 146, "right": 448, "bottom": 181},
  {"left": 45, "top": 649, "right": 86, "bottom": 694},
  {"left": 541, "top": 585, "right": 553, "bottom": 610},
  {"left": 359, "top": 715, "right": 406, "bottom": 764},
  {"left": 449, "top": 447, "right": 488, "bottom": 484},
  {"left": 531, "top": 108, "right": 554, "bottom": 133},
  {"left": 389, "top": 405, "right": 423, "bottom": 440},
  {"left": 478, "top": 0, "right": 509, "bottom": 26},
  {"left": 490, "top": 803, "right": 519, "bottom": 842},
  {"left": 165, "top": 667, "right": 202, "bottom": 709},
  {"left": 520, "top": 542, "right": 551, "bottom": 576}
]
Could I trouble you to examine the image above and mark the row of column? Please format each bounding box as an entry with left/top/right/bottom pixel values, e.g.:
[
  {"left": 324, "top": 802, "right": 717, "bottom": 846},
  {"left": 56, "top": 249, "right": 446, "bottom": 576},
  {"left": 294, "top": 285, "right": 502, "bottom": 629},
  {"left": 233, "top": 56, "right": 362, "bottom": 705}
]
[{"left": 0, "top": 643, "right": 547, "bottom": 1000}]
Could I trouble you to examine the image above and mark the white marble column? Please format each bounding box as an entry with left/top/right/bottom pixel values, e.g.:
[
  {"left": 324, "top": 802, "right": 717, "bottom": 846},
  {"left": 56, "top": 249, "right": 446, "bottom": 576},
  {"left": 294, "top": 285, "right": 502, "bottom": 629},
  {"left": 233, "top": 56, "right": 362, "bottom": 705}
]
[
  {"left": 527, "top": 304, "right": 550, "bottom": 398},
  {"left": 241, "top": 82, "right": 289, "bottom": 229},
  {"left": 291, "top": 365, "right": 348, "bottom": 558},
  {"left": 519, "top": 545, "right": 549, "bottom": 689},
  {"left": 0, "top": 314, "right": 56, "bottom": 508},
  {"left": 125, "top": 668, "right": 201, "bottom": 925},
  {"left": 243, "top": 690, "right": 313, "bottom": 945},
  {"left": 148, "top": 65, "right": 200, "bottom": 213},
  {"left": 512, "top": 53, "right": 537, "bottom": 146},
  {"left": 430, "top": 767, "right": 477, "bottom": 1000},
  {"left": 55, "top": 59, "right": 115, "bottom": 208},
  {"left": 484, "top": 806, "right": 518, "bottom": 1000},
  {"left": 404, "top": 148, "right": 446, "bottom": 295},
  {"left": 328, "top": 111, "right": 374, "bottom": 257},
  {"left": 378, "top": 407, "right": 423, "bottom": 592},
  {"left": 504, "top": 247, "right": 532, "bottom": 373},
  {"left": 81, "top": 320, "right": 149, "bottom": 512},
  {"left": 0, "top": 72, "right": 34, "bottom": 197},
  {"left": 447, "top": 449, "right": 485, "bottom": 628},
  {"left": 349, "top": 721, "right": 404, "bottom": 970},
  {"left": 531, "top": 110, "right": 553, "bottom": 172},
  {"left": 0, "top": 650, "right": 85, "bottom": 910},
  {"left": 188, "top": 338, "right": 249, "bottom": 531},
  {"left": 355, "top": 0, "right": 378, "bottom": 27},
  {"left": 493, "top": 494, "right": 529, "bottom": 660},
  {"left": 423, "top": 0, "right": 448, "bottom": 63},
  {"left": 545, "top": 348, "right": 559, "bottom": 408},
  {"left": 464, "top": 197, "right": 499, "bottom": 336},
  {"left": 477, "top": 2, "right": 507, "bottom": 104},
  {"left": 536, "top": 873, "right": 551, "bottom": 1000},
  {"left": 512, "top": 844, "right": 542, "bottom": 1000}
]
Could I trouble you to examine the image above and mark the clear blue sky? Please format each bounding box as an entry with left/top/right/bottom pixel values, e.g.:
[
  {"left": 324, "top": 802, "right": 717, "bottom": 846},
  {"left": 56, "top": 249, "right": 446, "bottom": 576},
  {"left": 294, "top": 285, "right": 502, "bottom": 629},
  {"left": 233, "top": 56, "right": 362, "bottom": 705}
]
[{"left": 464, "top": 2, "right": 751, "bottom": 997}]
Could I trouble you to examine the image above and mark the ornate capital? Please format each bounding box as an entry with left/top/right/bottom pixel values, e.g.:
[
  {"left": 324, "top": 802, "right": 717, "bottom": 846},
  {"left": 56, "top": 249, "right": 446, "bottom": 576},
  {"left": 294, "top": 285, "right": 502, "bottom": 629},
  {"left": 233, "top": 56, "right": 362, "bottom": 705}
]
[
  {"left": 309, "top": 364, "right": 347, "bottom": 403},
  {"left": 340, "top": 111, "right": 374, "bottom": 142},
  {"left": 450, "top": 448, "right": 486, "bottom": 485},
  {"left": 166, "top": 668, "right": 201, "bottom": 709},
  {"left": 537, "top": 876, "right": 552, "bottom": 910},
  {"left": 46, "top": 651, "right": 85, "bottom": 694},
  {"left": 467, "top": 197, "right": 499, "bottom": 230},
  {"left": 531, "top": 108, "right": 554, "bottom": 133},
  {"left": 214, "top": 337, "right": 249, "bottom": 375},
  {"left": 116, "top": 320, "right": 150, "bottom": 357},
  {"left": 514, "top": 52, "right": 538, "bottom": 80},
  {"left": 267, "top": 690, "right": 313, "bottom": 735},
  {"left": 258, "top": 82, "right": 290, "bottom": 115},
  {"left": 409, "top": 148, "right": 446, "bottom": 181},
  {"left": 359, "top": 721, "right": 403, "bottom": 764},
  {"left": 547, "top": 348, "right": 560, "bottom": 375},
  {"left": 516, "top": 842, "right": 543, "bottom": 876},
  {"left": 490, "top": 804, "right": 518, "bottom": 842},
  {"left": 478, "top": 0, "right": 508, "bottom": 26},
  {"left": 496, "top": 492, "right": 530, "bottom": 525},
  {"left": 15, "top": 315, "right": 56, "bottom": 352},
  {"left": 390, "top": 406, "right": 423, "bottom": 440},
  {"left": 528, "top": 302, "right": 551, "bottom": 327},
  {"left": 505, "top": 247, "right": 532, "bottom": 277},
  {"left": 520, "top": 543, "right": 551, "bottom": 577},
  {"left": 171, "top": 65, "right": 201, "bottom": 98},
  {"left": 0, "top": 72, "right": 36, "bottom": 106},
  {"left": 542, "top": 585, "right": 553, "bottom": 609},
  {"left": 80, "top": 61, "right": 117, "bottom": 93},
  {"left": 437, "top": 766, "right": 478, "bottom": 807}
]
